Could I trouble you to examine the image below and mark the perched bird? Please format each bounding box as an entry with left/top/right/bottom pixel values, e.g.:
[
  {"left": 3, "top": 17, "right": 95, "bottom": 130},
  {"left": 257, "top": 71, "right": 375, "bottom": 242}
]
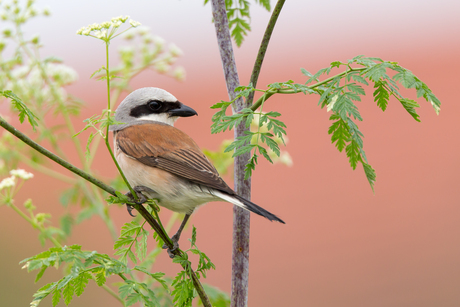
[{"left": 110, "top": 87, "right": 284, "bottom": 254}]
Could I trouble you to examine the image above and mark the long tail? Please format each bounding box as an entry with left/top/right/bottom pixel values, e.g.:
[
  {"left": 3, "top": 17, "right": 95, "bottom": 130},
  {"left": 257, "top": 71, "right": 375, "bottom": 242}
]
[{"left": 213, "top": 191, "right": 285, "bottom": 224}]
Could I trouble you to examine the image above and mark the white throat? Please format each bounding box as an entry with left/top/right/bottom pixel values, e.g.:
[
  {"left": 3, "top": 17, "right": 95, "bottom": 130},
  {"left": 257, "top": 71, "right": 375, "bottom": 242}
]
[{"left": 137, "top": 113, "right": 178, "bottom": 126}]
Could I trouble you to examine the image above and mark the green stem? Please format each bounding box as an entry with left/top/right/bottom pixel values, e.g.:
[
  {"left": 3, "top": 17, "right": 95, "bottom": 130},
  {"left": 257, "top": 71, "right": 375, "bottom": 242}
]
[
  {"left": 0, "top": 116, "right": 117, "bottom": 195},
  {"left": 133, "top": 204, "right": 210, "bottom": 306},
  {"left": 17, "top": 21, "right": 119, "bottom": 236},
  {"left": 17, "top": 152, "right": 76, "bottom": 184},
  {"left": 247, "top": 0, "right": 285, "bottom": 106},
  {"left": 101, "top": 285, "right": 125, "bottom": 305},
  {"left": 8, "top": 201, "right": 61, "bottom": 247},
  {"left": 250, "top": 67, "right": 367, "bottom": 111},
  {"left": 10, "top": 198, "right": 124, "bottom": 304},
  {"left": 103, "top": 41, "right": 138, "bottom": 200}
]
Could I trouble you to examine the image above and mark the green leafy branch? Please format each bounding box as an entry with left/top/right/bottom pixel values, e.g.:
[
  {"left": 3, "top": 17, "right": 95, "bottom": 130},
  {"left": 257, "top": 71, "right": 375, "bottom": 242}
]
[
  {"left": 211, "top": 55, "right": 441, "bottom": 190},
  {"left": 204, "top": 0, "right": 271, "bottom": 46},
  {"left": 21, "top": 244, "right": 171, "bottom": 307},
  {"left": 171, "top": 226, "right": 216, "bottom": 307},
  {"left": 0, "top": 90, "right": 39, "bottom": 130},
  {"left": 114, "top": 220, "right": 149, "bottom": 264}
]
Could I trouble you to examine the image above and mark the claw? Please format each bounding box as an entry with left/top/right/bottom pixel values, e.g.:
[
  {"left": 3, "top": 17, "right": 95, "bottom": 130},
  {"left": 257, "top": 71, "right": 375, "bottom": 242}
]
[
  {"left": 124, "top": 186, "right": 151, "bottom": 217},
  {"left": 162, "top": 234, "right": 180, "bottom": 258},
  {"left": 126, "top": 204, "right": 136, "bottom": 217}
]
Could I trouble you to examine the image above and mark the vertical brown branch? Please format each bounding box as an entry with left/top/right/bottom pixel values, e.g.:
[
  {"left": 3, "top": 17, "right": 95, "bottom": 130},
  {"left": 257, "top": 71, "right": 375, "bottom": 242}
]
[{"left": 210, "top": 1, "right": 251, "bottom": 306}]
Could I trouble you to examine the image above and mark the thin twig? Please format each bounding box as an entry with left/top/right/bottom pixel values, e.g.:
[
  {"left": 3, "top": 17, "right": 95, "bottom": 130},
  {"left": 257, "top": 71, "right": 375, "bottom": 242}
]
[
  {"left": 247, "top": 0, "right": 286, "bottom": 106},
  {"left": 250, "top": 67, "right": 367, "bottom": 111}
]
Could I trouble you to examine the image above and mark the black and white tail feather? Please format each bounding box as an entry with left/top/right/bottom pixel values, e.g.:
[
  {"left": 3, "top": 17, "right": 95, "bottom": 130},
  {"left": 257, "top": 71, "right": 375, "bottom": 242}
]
[{"left": 213, "top": 191, "right": 285, "bottom": 224}]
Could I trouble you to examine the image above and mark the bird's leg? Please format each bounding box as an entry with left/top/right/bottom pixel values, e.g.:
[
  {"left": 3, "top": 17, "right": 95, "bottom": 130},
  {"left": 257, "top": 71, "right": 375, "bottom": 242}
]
[
  {"left": 163, "top": 213, "right": 191, "bottom": 258},
  {"left": 124, "top": 186, "right": 156, "bottom": 217}
]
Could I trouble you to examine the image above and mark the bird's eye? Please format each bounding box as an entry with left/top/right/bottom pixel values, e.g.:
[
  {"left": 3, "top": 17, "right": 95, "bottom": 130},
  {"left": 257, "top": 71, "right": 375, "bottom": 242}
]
[{"left": 148, "top": 100, "right": 162, "bottom": 111}]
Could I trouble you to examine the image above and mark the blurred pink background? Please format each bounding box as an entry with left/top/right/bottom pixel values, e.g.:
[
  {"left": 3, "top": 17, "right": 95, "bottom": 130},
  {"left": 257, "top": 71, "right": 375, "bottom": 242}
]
[{"left": 1, "top": 0, "right": 459, "bottom": 306}]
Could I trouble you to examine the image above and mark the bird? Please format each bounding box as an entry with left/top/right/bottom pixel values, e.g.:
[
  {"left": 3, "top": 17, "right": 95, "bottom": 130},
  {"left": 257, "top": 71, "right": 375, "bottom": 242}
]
[{"left": 110, "top": 87, "right": 285, "bottom": 255}]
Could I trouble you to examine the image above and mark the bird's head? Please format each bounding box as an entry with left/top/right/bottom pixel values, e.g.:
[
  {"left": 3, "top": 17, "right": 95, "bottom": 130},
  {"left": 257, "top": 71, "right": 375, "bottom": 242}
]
[{"left": 110, "top": 87, "right": 197, "bottom": 131}]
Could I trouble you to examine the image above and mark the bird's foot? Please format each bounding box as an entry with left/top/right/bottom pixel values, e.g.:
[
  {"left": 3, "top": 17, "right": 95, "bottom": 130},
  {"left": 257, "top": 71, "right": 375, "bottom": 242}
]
[
  {"left": 162, "top": 234, "right": 180, "bottom": 259},
  {"left": 124, "top": 186, "right": 154, "bottom": 217}
]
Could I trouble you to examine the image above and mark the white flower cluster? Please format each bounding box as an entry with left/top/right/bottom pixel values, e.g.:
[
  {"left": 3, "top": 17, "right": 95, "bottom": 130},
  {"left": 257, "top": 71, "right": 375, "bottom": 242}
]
[
  {"left": 10, "top": 169, "right": 34, "bottom": 180},
  {"left": 0, "top": 176, "right": 15, "bottom": 190},
  {"left": 76, "top": 16, "right": 141, "bottom": 38},
  {"left": 6, "top": 63, "right": 77, "bottom": 103}
]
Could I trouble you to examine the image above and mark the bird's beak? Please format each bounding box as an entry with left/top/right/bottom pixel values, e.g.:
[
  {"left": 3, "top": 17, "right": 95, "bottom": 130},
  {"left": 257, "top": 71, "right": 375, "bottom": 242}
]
[{"left": 168, "top": 103, "right": 198, "bottom": 117}]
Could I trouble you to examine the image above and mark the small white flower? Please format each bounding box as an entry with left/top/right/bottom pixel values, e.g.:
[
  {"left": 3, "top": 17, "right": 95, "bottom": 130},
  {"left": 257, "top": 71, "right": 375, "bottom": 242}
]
[
  {"left": 28, "top": 8, "right": 37, "bottom": 17},
  {"left": 96, "top": 30, "right": 107, "bottom": 39},
  {"left": 10, "top": 169, "right": 34, "bottom": 180},
  {"left": 111, "top": 16, "right": 122, "bottom": 23},
  {"left": 137, "top": 26, "right": 150, "bottom": 35},
  {"left": 173, "top": 66, "right": 186, "bottom": 82},
  {"left": 82, "top": 28, "right": 91, "bottom": 36},
  {"left": 129, "top": 19, "right": 141, "bottom": 27},
  {"left": 112, "top": 20, "right": 122, "bottom": 28},
  {"left": 0, "top": 176, "right": 16, "bottom": 190},
  {"left": 76, "top": 27, "right": 85, "bottom": 35},
  {"left": 278, "top": 151, "right": 293, "bottom": 167},
  {"left": 91, "top": 23, "right": 102, "bottom": 31},
  {"left": 46, "top": 63, "right": 78, "bottom": 85},
  {"left": 101, "top": 21, "right": 111, "bottom": 29},
  {"left": 169, "top": 43, "right": 183, "bottom": 57},
  {"left": 143, "top": 34, "right": 153, "bottom": 44},
  {"left": 42, "top": 7, "right": 51, "bottom": 16},
  {"left": 122, "top": 31, "right": 135, "bottom": 40},
  {"left": 327, "top": 95, "right": 338, "bottom": 112},
  {"left": 21, "top": 262, "right": 30, "bottom": 269},
  {"left": 154, "top": 62, "right": 169, "bottom": 74},
  {"left": 152, "top": 36, "right": 165, "bottom": 49}
]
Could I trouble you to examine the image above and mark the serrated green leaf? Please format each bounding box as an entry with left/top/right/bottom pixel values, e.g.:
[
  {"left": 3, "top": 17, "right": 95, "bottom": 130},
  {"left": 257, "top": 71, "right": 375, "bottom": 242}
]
[
  {"left": 255, "top": 0, "right": 270, "bottom": 11},
  {"left": 349, "top": 73, "right": 369, "bottom": 85},
  {"left": 120, "top": 221, "right": 142, "bottom": 237},
  {"left": 52, "top": 289, "right": 61, "bottom": 307},
  {"left": 126, "top": 293, "right": 143, "bottom": 306},
  {"left": 90, "top": 66, "right": 107, "bottom": 79},
  {"left": 373, "top": 81, "right": 390, "bottom": 111},
  {"left": 363, "top": 162, "right": 376, "bottom": 192},
  {"left": 330, "top": 61, "right": 342, "bottom": 68},
  {"left": 1, "top": 90, "right": 39, "bottom": 130},
  {"left": 328, "top": 116, "right": 350, "bottom": 152},
  {"left": 60, "top": 214, "right": 74, "bottom": 237},
  {"left": 114, "top": 236, "right": 134, "bottom": 250},
  {"left": 399, "top": 98, "right": 421, "bottom": 122},
  {"left": 135, "top": 229, "right": 148, "bottom": 261},
  {"left": 127, "top": 249, "right": 137, "bottom": 264},
  {"left": 191, "top": 226, "right": 197, "bottom": 247},
  {"left": 363, "top": 62, "right": 392, "bottom": 82},
  {"left": 119, "top": 282, "right": 136, "bottom": 299},
  {"left": 95, "top": 268, "right": 106, "bottom": 286},
  {"left": 63, "top": 281, "right": 75, "bottom": 305},
  {"left": 345, "top": 140, "right": 360, "bottom": 170},
  {"left": 74, "top": 272, "right": 90, "bottom": 296},
  {"left": 300, "top": 68, "right": 313, "bottom": 77}
]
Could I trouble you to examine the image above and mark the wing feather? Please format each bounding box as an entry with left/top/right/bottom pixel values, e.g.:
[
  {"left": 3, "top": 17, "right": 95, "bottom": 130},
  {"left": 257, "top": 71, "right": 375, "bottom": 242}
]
[{"left": 116, "top": 123, "right": 234, "bottom": 194}]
